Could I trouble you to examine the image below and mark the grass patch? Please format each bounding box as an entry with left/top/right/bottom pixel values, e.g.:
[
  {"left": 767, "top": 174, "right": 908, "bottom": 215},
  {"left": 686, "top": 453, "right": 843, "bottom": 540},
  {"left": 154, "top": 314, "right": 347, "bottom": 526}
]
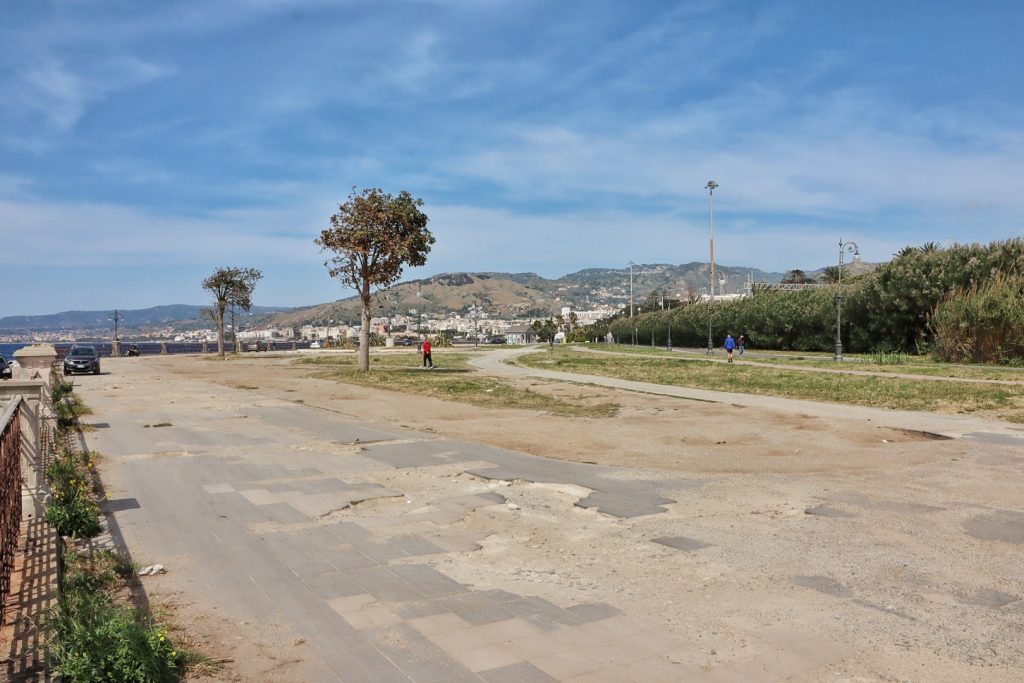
[
  {"left": 594, "top": 344, "right": 1024, "bottom": 382},
  {"left": 47, "top": 549, "right": 181, "bottom": 683},
  {"left": 296, "top": 352, "right": 618, "bottom": 417},
  {"left": 518, "top": 347, "right": 1024, "bottom": 421}
]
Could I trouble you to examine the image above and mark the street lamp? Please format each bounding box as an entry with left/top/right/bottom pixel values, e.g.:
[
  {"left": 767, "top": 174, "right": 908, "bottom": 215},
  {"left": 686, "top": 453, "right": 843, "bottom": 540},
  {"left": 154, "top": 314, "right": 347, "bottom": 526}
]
[
  {"left": 705, "top": 180, "right": 718, "bottom": 354},
  {"left": 834, "top": 239, "right": 860, "bottom": 361}
]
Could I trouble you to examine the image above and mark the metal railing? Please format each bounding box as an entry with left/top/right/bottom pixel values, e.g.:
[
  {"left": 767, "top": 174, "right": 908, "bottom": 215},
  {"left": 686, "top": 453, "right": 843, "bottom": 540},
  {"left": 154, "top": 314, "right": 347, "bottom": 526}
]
[{"left": 0, "top": 396, "right": 23, "bottom": 615}]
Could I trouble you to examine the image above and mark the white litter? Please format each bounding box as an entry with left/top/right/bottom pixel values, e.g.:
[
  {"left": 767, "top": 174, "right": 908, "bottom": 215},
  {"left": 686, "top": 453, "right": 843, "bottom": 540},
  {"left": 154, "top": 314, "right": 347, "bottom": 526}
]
[{"left": 139, "top": 564, "right": 166, "bottom": 576}]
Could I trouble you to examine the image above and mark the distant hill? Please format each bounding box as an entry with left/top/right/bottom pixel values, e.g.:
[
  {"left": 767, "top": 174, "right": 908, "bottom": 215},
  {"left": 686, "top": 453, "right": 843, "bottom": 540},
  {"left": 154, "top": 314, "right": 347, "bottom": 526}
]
[
  {"left": 263, "top": 262, "right": 822, "bottom": 327},
  {"left": 0, "top": 304, "right": 292, "bottom": 333},
  {"left": 3, "top": 261, "right": 880, "bottom": 333}
]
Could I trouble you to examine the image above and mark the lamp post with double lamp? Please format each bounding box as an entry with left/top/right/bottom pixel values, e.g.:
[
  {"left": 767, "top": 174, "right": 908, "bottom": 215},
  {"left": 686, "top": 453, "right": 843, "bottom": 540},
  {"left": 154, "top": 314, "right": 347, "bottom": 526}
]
[
  {"left": 705, "top": 180, "right": 718, "bottom": 354},
  {"left": 834, "top": 239, "right": 859, "bottom": 361},
  {"left": 110, "top": 309, "right": 122, "bottom": 356}
]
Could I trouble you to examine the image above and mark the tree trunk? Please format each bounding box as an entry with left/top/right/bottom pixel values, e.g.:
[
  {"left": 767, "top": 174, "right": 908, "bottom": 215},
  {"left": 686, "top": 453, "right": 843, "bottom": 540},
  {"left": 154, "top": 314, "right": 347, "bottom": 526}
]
[
  {"left": 216, "top": 302, "right": 227, "bottom": 358},
  {"left": 359, "top": 283, "right": 371, "bottom": 372}
]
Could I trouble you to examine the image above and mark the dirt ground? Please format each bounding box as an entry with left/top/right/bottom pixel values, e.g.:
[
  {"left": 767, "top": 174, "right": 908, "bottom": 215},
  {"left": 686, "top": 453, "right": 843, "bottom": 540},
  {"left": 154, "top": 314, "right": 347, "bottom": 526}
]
[{"left": 111, "top": 351, "right": 1023, "bottom": 681}]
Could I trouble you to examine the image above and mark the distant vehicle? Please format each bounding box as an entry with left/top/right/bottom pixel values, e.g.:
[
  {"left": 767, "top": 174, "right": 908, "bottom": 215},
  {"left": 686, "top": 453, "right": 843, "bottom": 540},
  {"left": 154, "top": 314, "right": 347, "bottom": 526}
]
[
  {"left": 0, "top": 356, "right": 11, "bottom": 380},
  {"left": 394, "top": 337, "right": 415, "bottom": 346},
  {"left": 309, "top": 341, "right": 321, "bottom": 349},
  {"left": 244, "top": 341, "right": 261, "bottom": 352},
  {"left": 488, "top": 336, "right": 507, "bottom": 344},
  {"left": 63, "top": 345, "right": 101, "bottom": 375}
]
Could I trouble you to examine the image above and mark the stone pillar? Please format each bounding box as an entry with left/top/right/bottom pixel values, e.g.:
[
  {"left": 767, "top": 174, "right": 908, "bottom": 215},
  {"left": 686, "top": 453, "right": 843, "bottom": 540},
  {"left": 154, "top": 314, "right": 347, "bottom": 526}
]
[
  {"left": 13, "top": 344, "right": 57, "bottom": 380},
  {"left": 202, "top": 341, "right": 209, "bottom": 353},
  {"left": 112, "top": 340, "right": 121, "bottom": 357},
  {"left": 385, "top": 336, "right": 395, "bottom": 348},
  {"left": 160, "top": 342, "right": 168, "bottom": 354}
]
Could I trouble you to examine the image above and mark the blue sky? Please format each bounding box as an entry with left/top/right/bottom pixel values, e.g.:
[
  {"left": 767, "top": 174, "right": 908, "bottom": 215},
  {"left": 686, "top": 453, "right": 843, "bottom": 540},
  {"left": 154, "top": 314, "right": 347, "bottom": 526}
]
[{"left": 2, "top": 1, "right": 1022, "bottom": 316}]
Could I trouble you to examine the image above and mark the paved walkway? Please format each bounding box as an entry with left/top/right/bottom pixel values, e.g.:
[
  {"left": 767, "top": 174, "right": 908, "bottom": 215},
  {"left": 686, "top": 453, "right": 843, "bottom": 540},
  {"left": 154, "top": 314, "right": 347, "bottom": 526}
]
[
  {"left": 470, "top": 347, "right": 1024, "bottom": 444},
  {"left": 80, "top": 359, "right": 699, "bottom": 682}
]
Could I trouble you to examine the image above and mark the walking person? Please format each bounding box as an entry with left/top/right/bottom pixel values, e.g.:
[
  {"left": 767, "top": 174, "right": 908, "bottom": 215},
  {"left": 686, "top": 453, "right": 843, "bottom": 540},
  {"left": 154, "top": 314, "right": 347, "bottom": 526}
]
[
  {"left": 724, "top": 333, "right": 736, "bottom": 363},
  {"left": 422, "top": 338, "right": 433, "bottom": 368},
  {"left": 738, "top": 334, "right": 745, "bottom": 356}
]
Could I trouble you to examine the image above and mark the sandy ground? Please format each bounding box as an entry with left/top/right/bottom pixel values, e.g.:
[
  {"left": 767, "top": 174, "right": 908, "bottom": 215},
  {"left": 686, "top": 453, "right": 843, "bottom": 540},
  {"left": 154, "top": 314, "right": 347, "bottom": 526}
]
[{"left": 99, "top": 350, "right": 1023, "bottom": 681}]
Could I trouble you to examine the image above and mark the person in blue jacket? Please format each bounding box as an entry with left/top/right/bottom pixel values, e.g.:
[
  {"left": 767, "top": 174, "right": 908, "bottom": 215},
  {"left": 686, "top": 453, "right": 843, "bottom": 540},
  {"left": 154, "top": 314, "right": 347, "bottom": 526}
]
[{"left": 724, "top": 333, "right": 736, "bottom": 363}]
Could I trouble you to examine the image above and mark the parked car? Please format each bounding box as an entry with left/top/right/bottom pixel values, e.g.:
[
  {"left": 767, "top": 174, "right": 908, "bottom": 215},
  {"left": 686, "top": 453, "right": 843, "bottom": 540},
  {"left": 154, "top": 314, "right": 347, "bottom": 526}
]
[
  {"left": 0, "top": 356, "right": 11, "bottom": 380},
  {"left": 63, "top": 345, "right": 101, "bottom": 375},
  {"left": 309, "top": 340, "right": 321, "bottom": 349},
  {"left": 394, "top": 337, "right": 416, "bottom": 346}
]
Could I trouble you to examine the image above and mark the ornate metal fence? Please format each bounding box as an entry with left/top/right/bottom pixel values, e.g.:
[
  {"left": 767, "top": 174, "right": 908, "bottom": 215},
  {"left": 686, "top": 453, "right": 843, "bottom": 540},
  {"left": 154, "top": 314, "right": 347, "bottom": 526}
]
[{"left": 0, "top": 396, "right": 24, "bottom": 615}]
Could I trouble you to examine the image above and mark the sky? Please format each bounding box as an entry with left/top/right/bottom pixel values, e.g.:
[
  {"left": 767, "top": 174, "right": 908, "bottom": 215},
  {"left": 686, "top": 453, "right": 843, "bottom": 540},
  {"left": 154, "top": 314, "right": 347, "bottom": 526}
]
[{"left": 1, "top": 1, "right": 1022, "bottom": 316}]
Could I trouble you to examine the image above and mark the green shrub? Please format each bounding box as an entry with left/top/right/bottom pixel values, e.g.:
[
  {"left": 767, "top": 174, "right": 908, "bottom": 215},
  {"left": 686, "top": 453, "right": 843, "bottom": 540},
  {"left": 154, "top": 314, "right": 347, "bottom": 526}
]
[
  {"left": 47, "top": 585, "right": 178, "bottom": 683},
  {"left": 45, "top": 450, "right": 101, "bottom": 539},
  {"left": 931, "top": 273, "right": 1024, "bottom": 363}
]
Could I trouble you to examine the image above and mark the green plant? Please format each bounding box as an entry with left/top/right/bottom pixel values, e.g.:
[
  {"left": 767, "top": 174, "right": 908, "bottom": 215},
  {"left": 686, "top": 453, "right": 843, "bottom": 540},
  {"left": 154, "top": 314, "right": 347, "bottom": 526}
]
[
  {"left": 872, "top": 351, "right": 907, "bottom": 365},
  {"left": 45, "top": 449, "right": 102, "bottom": 539},
  {"left": 47, "top": 586, "right": 178, "bottom": 683}
]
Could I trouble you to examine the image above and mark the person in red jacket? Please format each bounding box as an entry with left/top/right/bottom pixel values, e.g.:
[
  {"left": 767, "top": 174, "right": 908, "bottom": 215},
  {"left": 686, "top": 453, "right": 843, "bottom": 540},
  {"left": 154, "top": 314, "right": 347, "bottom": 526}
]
[{"left": 422, "top": 339, "right": 433, "bottom": 368}]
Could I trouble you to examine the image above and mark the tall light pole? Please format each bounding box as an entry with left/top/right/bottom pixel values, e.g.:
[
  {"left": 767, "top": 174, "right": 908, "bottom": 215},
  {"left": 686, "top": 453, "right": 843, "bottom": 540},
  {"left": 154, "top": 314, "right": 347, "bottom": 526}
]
[
  {"left": 706, "top": 180, "right": 718, "bottom": 354},
  {"left": 834, "top": 239, "right": 859, "bottom": 361}
]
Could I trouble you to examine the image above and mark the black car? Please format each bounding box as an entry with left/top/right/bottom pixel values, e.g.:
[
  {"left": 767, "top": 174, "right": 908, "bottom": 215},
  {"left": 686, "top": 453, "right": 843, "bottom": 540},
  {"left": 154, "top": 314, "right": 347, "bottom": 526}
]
[
  {"left": 63, "top": 345, "right": 101, "bottom": 375},
  {"left": 0, "top": 356, "right": 11, "bottom": 380}
]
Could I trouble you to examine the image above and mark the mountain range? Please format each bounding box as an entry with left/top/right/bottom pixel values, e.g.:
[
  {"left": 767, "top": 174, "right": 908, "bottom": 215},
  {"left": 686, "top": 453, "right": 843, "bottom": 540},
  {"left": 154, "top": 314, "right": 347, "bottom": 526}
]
[{"left": 0, "top": 261, "right": 876, "bottom": 333}]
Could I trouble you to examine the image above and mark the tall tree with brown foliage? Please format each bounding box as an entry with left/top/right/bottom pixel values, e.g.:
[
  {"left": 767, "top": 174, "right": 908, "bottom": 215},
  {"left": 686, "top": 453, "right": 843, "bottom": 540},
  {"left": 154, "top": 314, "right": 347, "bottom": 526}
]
[
  {"left": 202, "top": 267, "right": 263, "bottom": 358},
  {"left": 316, "top": 188, "right": 434, "bottom": 372}
]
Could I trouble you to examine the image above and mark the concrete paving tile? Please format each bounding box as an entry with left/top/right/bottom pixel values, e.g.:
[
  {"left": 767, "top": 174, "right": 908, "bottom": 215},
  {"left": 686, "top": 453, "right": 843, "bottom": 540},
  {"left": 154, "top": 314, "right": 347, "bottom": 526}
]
[
  {"left": 469, "top": 617, "right": 547, "bottom": 644},
  {"left": 438, "top": 592, "right": 517, "bottom": 625},
  {"left": 325, "top": 521, "right": 373, "bottom": 544},
  {"left": 342, "top": 605, "right": 403, "bottom": 629},
  {"left": 390, "top": 563, "right": 468, "bottom": 598},
  {"left": 325, "top": 546, "right": 379, "bottom": 570},
  {"left": 396, "top": 599, "right": 451, "bottom": 620},
  {"left": 309, "top": 571, "right": 370, "bottom": 599},
  {"left": 476, "top": 588, "right": 521, "bottom": 603},
  {"left": 531, "top": 649, "right": 607, "bottom": 679},
  {"left": 390, "top": 534, "right": 446, "bottom": 557},
  {"left": 327, "top": 593, "right": 376, "bottom": 614},
  {"left": 551, "top": 622, "right": 617, "bottom": 648},
  {"left": 652, "top": 536, "right": 709, "bottom": 552},
  {"left": 525, "top": 609, "right": 585, "bottom": 631},
  {"left": 503, "top": 595, "right": 563, "bottom": 618},
  {"left": 408, "top": 611, "right": 473, "bottom": 637},
  {"left": 349, "top": 566, "right": 426, "bottom": 602},
  {"left": 479, "top": 660, "right": 558, "bottom": 682},
  {"left": 563, "top": 667, "right": 625, "bottom": 683},
  {"left": 239, "top": 488, "right": 279, "bottom": 505},
  {"left": 202, "top": 482, "right": 235, "bottom": 494},
  {"left": 259, "top": 502, "right": 311, "bottom": 524},
  {"left": 430, "top": 618, "right": 543, "bottom": 653},
  {"left": 447, "top": 643, "right": 522, "bottom": 673},
  {"left": 503, "top": 632, "right": 566, "bottom": 660},
  {"left": 567, "top": 602, "right": 622, "bottom": 622},
  {"left": 363, "top": 624, "right": 453, "bottom": 666},
  {"left": 394, "top": 655, "right": 482, "bottom": 683},
  {"left": 357, "top": 541, "right": 406, "bottom": 564}
]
